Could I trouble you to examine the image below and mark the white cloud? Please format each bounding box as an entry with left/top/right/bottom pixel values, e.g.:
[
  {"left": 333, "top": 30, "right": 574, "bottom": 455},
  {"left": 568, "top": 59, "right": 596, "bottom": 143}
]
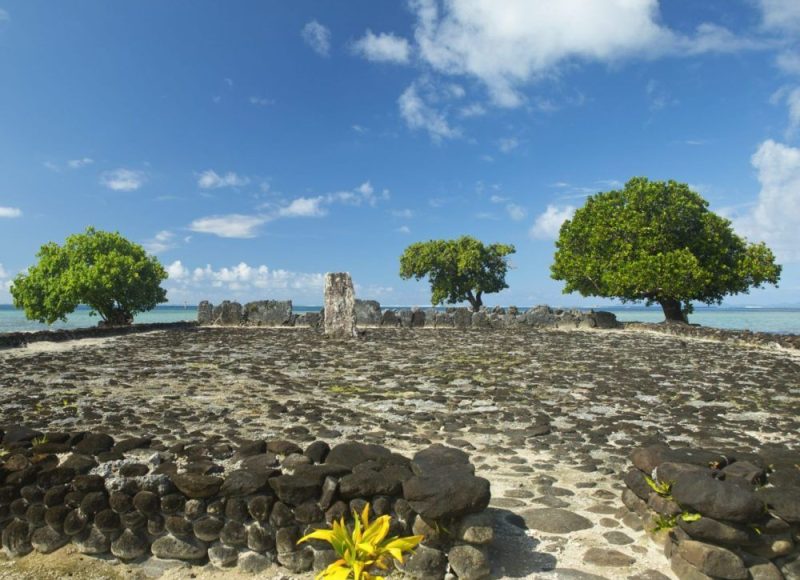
[
  {"left": 249, "top": 96, "right": 275, "bottom": 106},
  {"left": 398, "top": 81, "right": 461, "bottom": 141},
  {"left": 278, "top": 196, "right": 327, "bottom": 218},
  {"left": 506, "top": 203, "right": 527, "bottom": 221},
  {"left": 529, "top": 204, "right": 576, "bottom": 240},
  {"left": 189, "top": 214, "right": 268, "bottom": 238},
  {"left": 459, "top": 103, "right": 486, "bottom": 117},
  {"left": 326, "top": 181, "right": 390, "bottom": 207},
  {"left": 143, "top": 230, "right": 176, "bottom": 254},
  {"left": 776, "top": 51, "right": 800, "bottom": 75},
  {"left": 100, "top": 168, "right": 146, "bottom": 192},
  {"left": 166, "top": 260, "right": 189, "bottom": 280},
  {"left": 391, "top": 209, "right": 414, "bottom": 219},
  {"left": 67, "top": 157, "right": 94, "bottom": 169},
  {"left": 0, "top": 263, "right": 7, "bottom": 279},
  {"left": 410, "top": 0, "right": 753, "bottom": 108},
  {"left": 489, "top": 194, "right": 508, "bottom": 203},
  {"left": 397, "top": 225, "right": 411, "bottom": 234},
  {"left": 498, "top": 137, "right": 519, "bottom": 153},
  {"left": 163, "top": 261, "right": 327, "bottom": 303},
  {"left": 197, "top": 169, "right": 250, "bottom": 189},
  {"left": 302, "top": 20, "right": 331, "bottom": 57},
  {"left": 733, "top": 140, "right": 800, "bottom": 262},
  {"left": 353, "top": 30, "right": 411, "bottom": 64},
  {"left": 758, "top": 0, "right": 800, "bottom": 33},
  {"left": 0, "top": 206, "right": 22, "bottom": 218}
]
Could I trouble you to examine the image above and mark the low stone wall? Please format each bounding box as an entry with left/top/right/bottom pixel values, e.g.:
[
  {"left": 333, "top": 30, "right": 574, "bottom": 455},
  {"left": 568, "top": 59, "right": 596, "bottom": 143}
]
[
  {"left": 0, "top": 321, "right": 198, "bottom": 351},
  {"left": 199, "top": 301, "right": 620, "bottom": 331},
  {"left": 621, "top": 444, "right": 800, "bottom": 579},
  {"left": 626, "top": 321, "right": 800, "bottom": 351},
  {"left": 0, "top": 426, "right": 493, "bottom": 578}
]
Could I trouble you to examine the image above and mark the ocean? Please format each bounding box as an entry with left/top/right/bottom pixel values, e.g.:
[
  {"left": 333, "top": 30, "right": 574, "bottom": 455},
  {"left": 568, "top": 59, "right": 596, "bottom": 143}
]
[{"left": 1, "top": 304, "right": 799, "bottom": 334}]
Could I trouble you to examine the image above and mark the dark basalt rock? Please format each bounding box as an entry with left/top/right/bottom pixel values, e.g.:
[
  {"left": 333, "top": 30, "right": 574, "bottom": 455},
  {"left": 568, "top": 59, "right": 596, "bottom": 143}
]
[
  {"left": 3, "top": 426, "right": 43, "bottom": 445},
  {"left": 80, "top": 491, "right": 109, "bottom": 516},
  {"left": 63, "top": 509, "right": 88, "bottom": 535},
  {"left": 247, "top": 523, "right": 275, "bottom": 552},
  {"left": 25, "top": 503, "right": 47, "bottom": 526},
  {"left": 109, "top": 491, "right": 133, "bottom": 514},
  {"left": 44, "top": 505, "right": 70, "bottom": 533},
  {"left": 133, "top": 490, "right": 160, "bottom": 515},
  {"left": 170, "top": 473, "right": 223, "bottom": 498},
  {"left": 111, "top": 528, "right": 148, "bottom": 560},
  {"left": 304, "top": 440, "right": 330, "bottom": 464},
  {"left": 74, "top": 433, "right": 115, "bottom": 455},
  {"left": 411, "top": 444, "right": 471, "bottom": 476},
  {"left": 247, "top": 495, "right": 274, "bottom": 522},
  {"left": 37, "top": 467, "right": 77, "bottom": 489},
  {"left": 403, "top": 471, "right": 490, "bottom": 520},
  {"left": 43, "top": 484, "right": 70, "bottom": 507},
  {"left": 151, "top": 534, "right": 207, "bottom": 561},
  {"left": 219, "top": 469, "right": 267, "bottom": 497},
  {"left": 268, "top": 466, "right": 348, "bottom": 506},
  {"left": 220, "top": 520, "right": 247, "bottom": 547},
  {"left": 757, "top": 486, "right": 800, "bottom": 523},
  {"left": 31, "top": 526, "right": 70, "bottom": 554},
  {"left": 1, "top": 520, "right": 32, "bottom": 556},
  {"left": 339, "top": 467, "right": 404, "bottom": 498},
  {"left": 193, "top": 515, "right": 225, "bottom": 542},
  {"left": 120, "top": 510, "right": 147, "bottom": 531},
  {"left": 111, "top": 437, "right": 152, "bottom": 454},
  {"left": 60, "top": 454, "right": 97, "bottom": 474},
  {"left": 677, "top": 515, "right": 759, "bottom": 546},
  {"left": 325, "top": 441, "right": 393, "bottom": 469},
  {"left": 632, "top": 445, "right": 727, "bottom": 475},
  {"left": 160, "top": 493, "right": 186, "bottom": 514},
  {"left": 672, "top": 473, "right": 765, "bottom": 523},
  {"left": 165, "top": 515, "right": 194, "bottom": 537},
  {"left": 269, "top": 501, "right": 295, "bottom": 528},
  {"left": 72, "top": 474, "right": 105, "bottom": 492},
  {"left": 266, "top": 440, "right": 303, "bottom": 456}
]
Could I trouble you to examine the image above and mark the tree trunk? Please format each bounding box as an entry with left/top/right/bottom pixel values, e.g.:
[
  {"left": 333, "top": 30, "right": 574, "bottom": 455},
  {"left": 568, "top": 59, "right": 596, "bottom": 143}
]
[
  {"left": 659, "top": 298, "right": 688, "bottom": 324},
  {"left": 465, "top": 290, "right": 483, "bottom": 312},
  {"left": 101, "top": 308, "right": 133, "bottom": 327}
]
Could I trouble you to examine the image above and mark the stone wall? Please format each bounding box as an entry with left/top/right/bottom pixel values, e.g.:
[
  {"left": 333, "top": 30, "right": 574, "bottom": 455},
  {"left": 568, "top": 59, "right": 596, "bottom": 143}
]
[
  {"left": 0, "top": 426, "right": 493, "bottom": 578},
  {"left": 621, "top": 444, "right": 800, "bottom": 579},
  {"left": 625, "top": 321, "right": 800, "bottom": 351},
  {"left": 200, "top": 300, "right": 295, "bottom": 327},
  {"left": 0, "top": 322, "right": 197, "bottom": 351},
  {"left": 199, "top": 301, "right": 620, "bottom": 331}
]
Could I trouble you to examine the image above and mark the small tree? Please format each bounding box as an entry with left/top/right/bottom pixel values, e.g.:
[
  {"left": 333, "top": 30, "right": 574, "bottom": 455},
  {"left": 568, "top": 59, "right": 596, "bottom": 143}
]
[
  {"left": 11, "top": 227, "right": 168, "bottom": 326},
  {"left": 399, "top": 236, "right": 515, "bottom": 312},
  {"left": 551, "top": 177, "right": 782, "bottom": 323}
]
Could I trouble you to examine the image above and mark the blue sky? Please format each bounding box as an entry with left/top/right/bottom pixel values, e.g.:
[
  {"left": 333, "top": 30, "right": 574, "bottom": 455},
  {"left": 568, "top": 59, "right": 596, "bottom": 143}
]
[{"left": 1, "top": 0, "right": 799, "bottom": 308}]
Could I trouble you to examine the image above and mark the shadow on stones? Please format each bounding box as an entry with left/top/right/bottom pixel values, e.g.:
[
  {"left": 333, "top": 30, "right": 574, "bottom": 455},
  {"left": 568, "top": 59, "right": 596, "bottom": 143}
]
[{"left": 488, "top": 508, "right": 558, "bottom": 577}]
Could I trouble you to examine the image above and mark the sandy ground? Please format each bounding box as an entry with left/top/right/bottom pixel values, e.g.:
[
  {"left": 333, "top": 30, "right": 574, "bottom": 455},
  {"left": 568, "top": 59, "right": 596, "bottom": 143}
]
[{"left": 1, "top": 326, "right": 799, "bottom": 579}]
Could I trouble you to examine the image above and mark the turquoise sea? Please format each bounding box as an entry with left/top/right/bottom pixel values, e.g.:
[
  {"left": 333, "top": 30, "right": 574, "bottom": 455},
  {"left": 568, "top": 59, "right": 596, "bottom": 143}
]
[{"left": 1, "top": 304, "right": 799, "bottom": 334}]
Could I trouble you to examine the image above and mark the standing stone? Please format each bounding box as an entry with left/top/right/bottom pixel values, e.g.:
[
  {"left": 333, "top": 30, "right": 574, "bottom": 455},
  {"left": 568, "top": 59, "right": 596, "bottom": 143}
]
[
  {"left": 197, "top": 301, "right": 213, "bottom": 325},
  {"left": 212, "top": 301, "right": 242, "bottom": 326},
  {"left": 243, "top": 300, "right": 293, "bottom": 326},
  {"left": 324, "top": 273, "right": 357, "bottom": 338},
  {"left": 453, "top": 308, "right": 472, "bottom": 329},
  {"left": 355, "top": 300, "right": 382, "bottom": 326}
]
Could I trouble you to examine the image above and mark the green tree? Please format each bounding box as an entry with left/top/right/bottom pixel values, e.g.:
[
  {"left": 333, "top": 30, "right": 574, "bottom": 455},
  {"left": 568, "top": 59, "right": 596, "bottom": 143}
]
[
  {"left": 400, "top": 236, "right": 515, "bottom": 312},
  {"left": 11, "top": 227, "right": 168, "bottom": 326},
  {"left": 551, "top": 177, "right": 782, "bottom": 323}
]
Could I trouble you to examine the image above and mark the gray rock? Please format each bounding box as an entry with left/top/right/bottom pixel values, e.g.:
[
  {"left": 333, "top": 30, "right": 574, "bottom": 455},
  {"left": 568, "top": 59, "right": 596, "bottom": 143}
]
[
  {"left": 151, "top": 534, "right": 207, "bottom": 561},
  {"left": 239, "top": 550, "right": 273, "bottom": 573},
  {"left": 400, "top": 544, "right": 448, "bottom": 580},
  {"left": 411, "top": 444, "right": 471, "bottom": 476},
  {"left": 603, "top": 531, "right": 634, "bottom": 545},
  {"left": 757, "top": 486, "right": 800, "bottom": 523},
  {"left": 1, "top": 520, "right": 32, "bottom": 556},
  {"left": 355, "top": 299, "right": 382, "bottom": 326},
  {"left": 672, "top": 473, "right": 764, "bottom": 523},
  {"left": 313, "top": 548, "right": 338, "bottom": 571},
  {"left": 381, "top": 310, "right": 400, "bottom": 327},
  {"left": 520, "top": 508, "right": 594, "bottom": 534},
  {"left": 278, "top": 546, "right": 314, "bottom": 573},
  {"left": 448, "top": 544, "right": 490, "bottom": 580},
  {"left": 677, "top": 515, "right": 758, "bottom": 546},
  {"left": 208, "top": 542, "right": 239, "bottom": 567},
  {"left": 31, "top": 526, "right": 70, "bottom": 554},
  {"left": 243, "top": 300, "right": 293, "bottom": 326},
  {"left": 411, "top": 309, "right": 426, "bottom": 328},
  {"left": 324, "top": 272, "right": 357, "bottom": 338},
  {"left": 403, "top": 472, "right": 490, "bottom": 520},
  {"left": 677, "top": 540, "right": 748, "bottom": 579},
  {"left": 111, "top": 528, "right": 148, "bottom": 560},
  {"left": 582, "top": 547, "right": 636, "bottom": 567},
  {"left": 454, "top": 512, "right": 494, "bottom": 544},
  {"left": 75, "top": 525, "right": 111, "bottom": 554},
  {"left": 671, "top": 552, "right": 714, "bottom": 580},
  {"left": 453, "top": 308, "right": 472, "bottom": 329},
  {"left": 170, "top": 473, "right": 223, "bottom": 498},
  {"left": 197, "top": 301, "right": 213, "bottom": 325},
  {"left": 211, "top": 300, "right": 242, "bottom": 326},
  {"left": 219, "top": 469, "right": 267, "bottom": 497},
  {"left": 399, "top": 310, "right": 413, "bottom": 327}
]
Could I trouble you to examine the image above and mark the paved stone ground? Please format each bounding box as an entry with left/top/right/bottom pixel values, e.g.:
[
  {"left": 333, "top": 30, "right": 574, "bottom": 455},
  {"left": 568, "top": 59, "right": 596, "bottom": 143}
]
[{"left": 1, "top": 326, "right": 799, "bottom": 579}]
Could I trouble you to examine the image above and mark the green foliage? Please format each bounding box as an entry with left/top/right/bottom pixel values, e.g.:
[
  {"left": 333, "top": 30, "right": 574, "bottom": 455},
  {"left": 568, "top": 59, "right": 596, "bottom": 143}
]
[
  {"left": 399, "top": 236, "right": 515, "bottom": 311},
  {"left": 31, "top": 435, "right": 48, "bottom": 448},
  {"left": 652, "top": 515, "right": 677, "bottom": 532},
  {"left": 551, "top": 177, "right": 782, "bottom": 322},
  {"left": 298, "top": 504, "right": 423, "bottom": 580},
  {"left": 681, "top": 512, "right": 702, "bottom": 523},
  {"left": 644, "top": 475, "right": 673, "bottom": 498},
  {"left": 11, "top": 227, "right": 168, "bottom": 325}
]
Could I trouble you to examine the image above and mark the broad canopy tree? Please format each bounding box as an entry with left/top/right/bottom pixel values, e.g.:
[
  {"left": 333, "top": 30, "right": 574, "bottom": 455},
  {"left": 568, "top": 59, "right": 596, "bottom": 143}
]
[
  {"left": 11, "top": 227, "right": 168, "bottom": 326},
  {"left": 551, "top": 177, "right": 782, "bottom": 323},
  {"left": 400, "top": 236, "right": 515, "bottom": 312}
]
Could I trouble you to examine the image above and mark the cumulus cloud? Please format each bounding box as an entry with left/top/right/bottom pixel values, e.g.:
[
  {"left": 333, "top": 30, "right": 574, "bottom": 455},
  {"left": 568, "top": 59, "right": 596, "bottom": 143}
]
[
  {"left": 398, "top": 81, "right": 461, "bottom": 141},
  {"left": 189, "top": 214, "right": 268, "bottom": 238},
  {"left": 391, "top": 209, "right": 414, "bottom": 219},
  {"left": 0, "top": 206, "right": 22, "bottom": 218},
  {"left": 67, "top": 157, "right": 94, "bottom": 169},
  {"left": 498, "top": 137, "right": 519, "bottom": 153},
  {"left": 410, "top": 0, "right": 756, "bottom": 108},
  {"left": 506, "top": 203, "right": 527, "bottom": 221},
  {"left": 302, "top": 20, "right": 331, "bottom": 57},
  {"left": 143, "top": 230, "right": 176, "bottom": 254},
  {"left": 353, "top": 30, "right": 411, "bottom": 63},
  {"left": 277, "top": 196, "right": 327, "bottom": 218},
  {"left": 197, "top": 169, "right": 249, "bottom": 189},
  {"left": 529, "top": 204, "right": 576, "bottom": 240},
  {"left": 397, "top": 225, "right": 411, "bottom": 234},
  {"left": 162, "top": 261, "right": 326, "bottom": 302},
  {"left": 100, "top": 168, "right": 146, "bottom": 191},
  {"left": 733, "top": 140, "right": 800, "bottom": 262},
  {"left": 758, "top": 0, "right": 800, "bottom": 33}
]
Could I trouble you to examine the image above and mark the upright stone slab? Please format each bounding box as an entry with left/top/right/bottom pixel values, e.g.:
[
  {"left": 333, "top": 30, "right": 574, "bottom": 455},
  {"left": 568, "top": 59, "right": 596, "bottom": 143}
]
[
  {"left": 324, "top": 273, "right": 357, "bottom": 338},
  {"left": 243, "top": 300, "right": 293, "bottom": 326},
  {"left": 198, "top": 301, "right": 213, "bottom": 325},
  {"left": 355, "top": 300, "right": 382, "bottom": 326},
  {"left": 212, "top": 301, "right": 242, "bottom": 326}
]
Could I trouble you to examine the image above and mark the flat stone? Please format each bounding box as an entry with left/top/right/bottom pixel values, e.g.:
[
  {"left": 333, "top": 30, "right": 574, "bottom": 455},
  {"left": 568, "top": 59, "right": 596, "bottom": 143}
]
[
  {"left": 672, "top": 473, "right": 764, "bottom": 523},
  {"left": 583, "top": 547, "right": 636, "bottom": 567},
  {"left": 151, "top": 534, "right": 207, "bottom": 561},
  {"left": 448, "top": 544, "right": 490, "bottom": 580},
  {"left": 677, "top": 540, "right": 747, "bottom": 579},
  {"left": 170, "top": 473, "right": 223, "bottom": 499},
  {"left": 521, "top": 508, "right": 593, "bottom": 534}
]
